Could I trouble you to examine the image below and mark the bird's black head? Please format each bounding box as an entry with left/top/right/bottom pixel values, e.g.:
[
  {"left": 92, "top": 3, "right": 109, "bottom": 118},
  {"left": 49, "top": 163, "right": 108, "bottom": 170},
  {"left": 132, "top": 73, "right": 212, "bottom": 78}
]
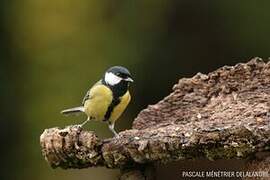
[
  {"left": 104, "top": 66, "right": 133, "bottom": 86},
  {"left": 103, "top": 66, "right": 133, "bottom": 97}
]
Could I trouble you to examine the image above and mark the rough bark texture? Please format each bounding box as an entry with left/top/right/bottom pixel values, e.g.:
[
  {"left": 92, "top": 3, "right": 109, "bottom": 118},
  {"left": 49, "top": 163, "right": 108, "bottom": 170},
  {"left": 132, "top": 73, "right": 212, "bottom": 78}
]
[
  {"left": 40, "top": 58, "right": 270, "bottom": 178},
  {"left": 243, "top": 152, "right": 270, "bottom": 180}
]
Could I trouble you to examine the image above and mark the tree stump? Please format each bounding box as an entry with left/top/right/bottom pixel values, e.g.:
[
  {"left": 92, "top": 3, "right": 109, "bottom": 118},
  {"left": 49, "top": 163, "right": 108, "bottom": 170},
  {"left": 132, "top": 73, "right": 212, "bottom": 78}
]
[{"left": 40, "top": 58, "right": 270, "bottom": 179}]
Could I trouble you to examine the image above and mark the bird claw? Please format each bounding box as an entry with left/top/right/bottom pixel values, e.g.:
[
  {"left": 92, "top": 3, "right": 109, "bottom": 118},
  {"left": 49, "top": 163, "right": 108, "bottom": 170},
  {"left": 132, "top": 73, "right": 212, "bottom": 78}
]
[{"left": 72, "top": 124, "right": 83, "bottom": 129}]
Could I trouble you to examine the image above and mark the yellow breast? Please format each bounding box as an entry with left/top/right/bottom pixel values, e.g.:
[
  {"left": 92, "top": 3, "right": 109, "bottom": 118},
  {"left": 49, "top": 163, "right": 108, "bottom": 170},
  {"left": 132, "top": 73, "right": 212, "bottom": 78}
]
[
  {"left": 109, "top": 91, "right": 131, "bottom": 123},
  {"left": 84, "top": 84, "right": 113, "bottom": 121}
]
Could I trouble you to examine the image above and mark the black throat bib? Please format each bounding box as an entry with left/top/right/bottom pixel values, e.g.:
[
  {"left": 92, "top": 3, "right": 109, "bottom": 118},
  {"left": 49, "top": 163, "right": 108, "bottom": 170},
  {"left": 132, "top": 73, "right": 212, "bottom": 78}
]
[{"left": 102, "top": 79, "right": 129, "bottom": 121}]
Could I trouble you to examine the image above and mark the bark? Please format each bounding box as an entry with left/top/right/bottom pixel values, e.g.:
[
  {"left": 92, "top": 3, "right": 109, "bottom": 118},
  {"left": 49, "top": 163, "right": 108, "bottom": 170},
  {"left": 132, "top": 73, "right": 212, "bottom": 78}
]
[{"left": 40, "top": 58, "right": 270, "bottom": 179}]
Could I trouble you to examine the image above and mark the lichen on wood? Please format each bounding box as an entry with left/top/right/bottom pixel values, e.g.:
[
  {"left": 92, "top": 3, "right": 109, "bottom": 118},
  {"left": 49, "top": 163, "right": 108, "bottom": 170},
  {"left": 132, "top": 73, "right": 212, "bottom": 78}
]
[{"left": 40, "top": 58, "right": 270, "bottom": 174}]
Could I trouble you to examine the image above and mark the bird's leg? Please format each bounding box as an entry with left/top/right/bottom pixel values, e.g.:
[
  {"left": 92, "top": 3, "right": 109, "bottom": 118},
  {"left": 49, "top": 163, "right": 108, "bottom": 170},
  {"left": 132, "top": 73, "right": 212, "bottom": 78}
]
[
  {"left": 108, "top": 122, "right": 119, "bottom": 137},
  {"left": 79, "top": 116, "right": 90, "bottom": 127}
]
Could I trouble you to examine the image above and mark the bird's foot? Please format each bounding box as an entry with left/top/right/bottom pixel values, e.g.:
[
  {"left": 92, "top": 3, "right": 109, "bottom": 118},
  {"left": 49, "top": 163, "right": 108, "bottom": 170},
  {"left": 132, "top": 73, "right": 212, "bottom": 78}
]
[
  {"left": 78, "top": 117, "right": 90, "bottom": 127},
  {"left": 114, "top": 133, "right": 120, "bottom": 138}
]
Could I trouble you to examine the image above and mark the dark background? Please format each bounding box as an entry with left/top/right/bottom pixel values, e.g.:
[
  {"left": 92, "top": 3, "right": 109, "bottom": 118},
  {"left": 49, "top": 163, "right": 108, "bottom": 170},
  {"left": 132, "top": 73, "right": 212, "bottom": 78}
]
[{"left": 1, "top": 1, "right": 269, "bottom": 180}]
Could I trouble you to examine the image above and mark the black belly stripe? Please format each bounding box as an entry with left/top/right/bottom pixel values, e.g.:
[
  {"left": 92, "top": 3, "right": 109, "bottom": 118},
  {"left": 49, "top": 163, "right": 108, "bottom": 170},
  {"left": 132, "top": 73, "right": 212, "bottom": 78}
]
[
  {"left": 102, "top": 78, "right": 129, "bottom": 121},
  {"left": 103, "top": 98, "right": 120, "bottom": 121}
]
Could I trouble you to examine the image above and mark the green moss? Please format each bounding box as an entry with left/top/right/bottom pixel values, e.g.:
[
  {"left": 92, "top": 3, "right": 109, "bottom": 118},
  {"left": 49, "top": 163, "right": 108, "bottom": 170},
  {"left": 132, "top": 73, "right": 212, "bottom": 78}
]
[{"left": 204, "top": 143, "right": 254, "bottom": 160}]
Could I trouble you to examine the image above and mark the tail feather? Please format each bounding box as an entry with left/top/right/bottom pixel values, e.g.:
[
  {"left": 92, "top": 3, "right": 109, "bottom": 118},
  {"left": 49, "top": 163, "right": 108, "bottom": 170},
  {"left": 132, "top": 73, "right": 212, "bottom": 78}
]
[{"left": 61, "top": 106, "right": 84, "bottom": 116}]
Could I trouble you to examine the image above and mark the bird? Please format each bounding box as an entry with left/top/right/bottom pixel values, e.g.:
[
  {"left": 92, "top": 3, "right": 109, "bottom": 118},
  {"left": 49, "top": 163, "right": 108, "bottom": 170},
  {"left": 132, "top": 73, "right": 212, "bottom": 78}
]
[{"left": 61, "top": 66, "right": 133, "bottom": 136}]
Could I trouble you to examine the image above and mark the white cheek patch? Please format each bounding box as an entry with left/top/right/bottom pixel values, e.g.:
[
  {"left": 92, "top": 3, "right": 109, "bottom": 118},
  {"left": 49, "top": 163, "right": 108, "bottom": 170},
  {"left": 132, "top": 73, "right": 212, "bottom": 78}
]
[{"left": 105, "top": 72, "right": 122, "bottom": 85}]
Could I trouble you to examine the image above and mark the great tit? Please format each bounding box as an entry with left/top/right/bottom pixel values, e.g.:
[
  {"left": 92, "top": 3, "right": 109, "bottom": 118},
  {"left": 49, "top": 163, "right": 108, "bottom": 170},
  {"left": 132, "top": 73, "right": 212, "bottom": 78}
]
[{"left": 61, "top": 66, "right": 133, "bottom": 136}]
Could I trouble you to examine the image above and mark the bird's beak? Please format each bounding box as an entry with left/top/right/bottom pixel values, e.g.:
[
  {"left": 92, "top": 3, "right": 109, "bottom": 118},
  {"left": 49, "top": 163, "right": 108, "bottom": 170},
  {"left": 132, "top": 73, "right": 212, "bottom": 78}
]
[{"left": 125, "top": 77, "right": 134, "bottom": 82}]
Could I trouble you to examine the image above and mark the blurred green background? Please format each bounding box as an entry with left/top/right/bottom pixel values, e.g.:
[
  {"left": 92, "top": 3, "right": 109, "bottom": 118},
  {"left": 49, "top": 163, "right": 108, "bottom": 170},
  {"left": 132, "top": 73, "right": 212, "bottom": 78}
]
[{"left": 1, "top": 1, "right": 270, "bottom": 180}]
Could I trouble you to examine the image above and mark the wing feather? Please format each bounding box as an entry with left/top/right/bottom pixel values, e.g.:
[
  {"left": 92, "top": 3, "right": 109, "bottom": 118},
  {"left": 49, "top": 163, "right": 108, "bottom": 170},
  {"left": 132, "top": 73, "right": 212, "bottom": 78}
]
[{"left": 82, "top": 80, "right": 102, "bottom": 105}]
